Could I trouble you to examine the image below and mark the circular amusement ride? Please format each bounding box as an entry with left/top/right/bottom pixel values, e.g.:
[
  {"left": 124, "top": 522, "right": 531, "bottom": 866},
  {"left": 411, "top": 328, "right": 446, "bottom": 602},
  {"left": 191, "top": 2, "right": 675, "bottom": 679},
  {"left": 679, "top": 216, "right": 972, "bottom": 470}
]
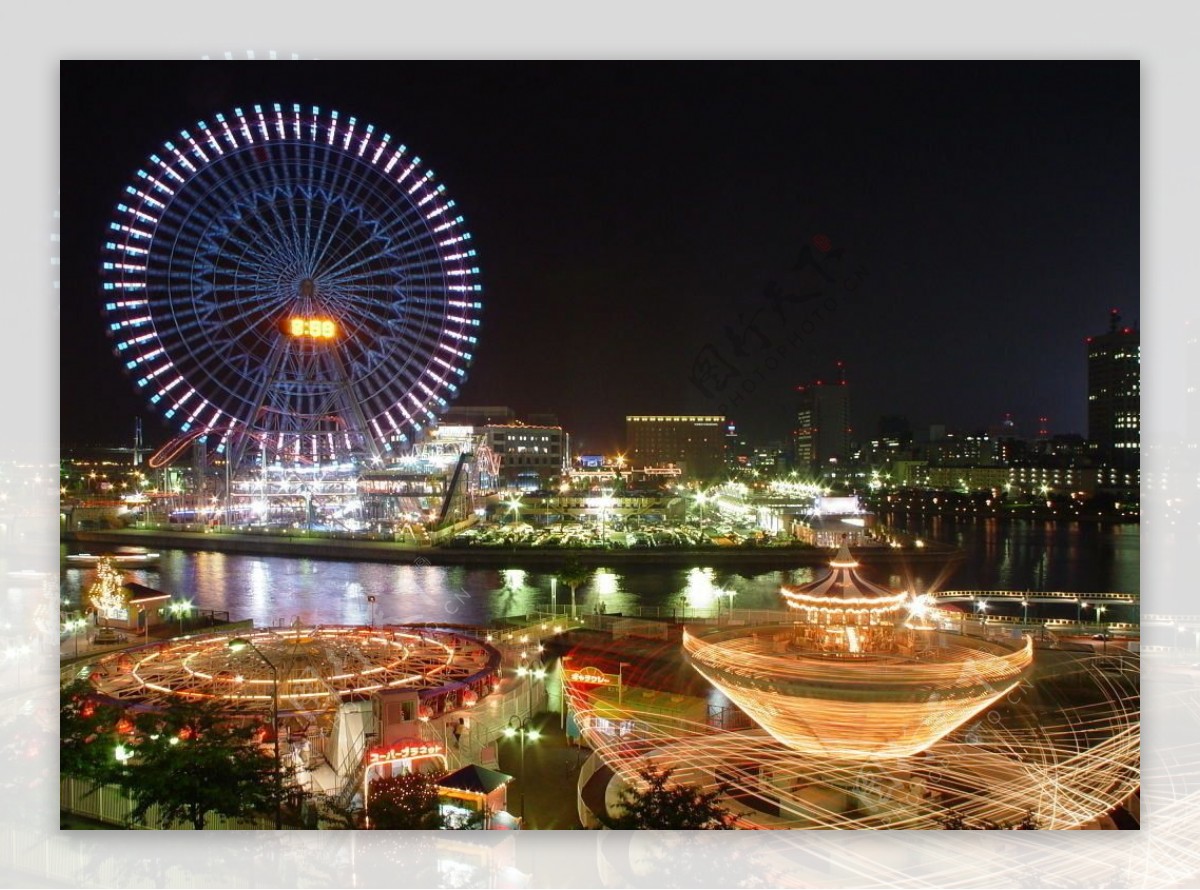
[
  {"left": 568, "top": 546, "right": 1140, "bottom": 830},
  {"left": 100, "top": 104, "right": 485, "bottom": 529}
]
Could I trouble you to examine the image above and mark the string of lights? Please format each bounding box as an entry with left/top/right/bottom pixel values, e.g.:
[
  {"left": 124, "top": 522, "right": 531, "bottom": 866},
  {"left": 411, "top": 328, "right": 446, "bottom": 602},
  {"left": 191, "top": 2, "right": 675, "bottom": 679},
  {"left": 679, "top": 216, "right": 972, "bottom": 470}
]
[
  {"left": 566, "top": 654, "right": 1138, "bottom": 830},
  {"left": 86, "top": 626, "right": 500, "bottom": 715}
]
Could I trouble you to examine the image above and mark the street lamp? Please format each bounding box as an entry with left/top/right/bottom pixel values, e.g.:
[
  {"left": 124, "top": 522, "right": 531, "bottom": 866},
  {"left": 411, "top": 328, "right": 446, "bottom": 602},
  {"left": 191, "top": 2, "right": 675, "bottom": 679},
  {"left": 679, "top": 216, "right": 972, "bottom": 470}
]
[
  {"left": 65, "top": 616, "right": 87, "bottom": 658},
  {"left": 560, "top": 654, "right": 572, "bottom": 729},
  {"left": 1021, "top": 599, "right": 1029, "bottom": 625},
  {"left": 618, "top": 662, "right": 631, "bottom": 705},
  {"left": 597, "top": 492, "right": 614, "bottom": 543},
  {"left": 1096, "top": 605, "right": 1107, "bottom": 634},
  {"left": 227, "top": 636, "right": 283, "bottom": 830},
  {"left": 504, "top": 715, "right": 540, "bottom": 822},
  {"left": 516, "top": 661, "right": 546, "bottom": 716},
  {"left": 168, "top": 600, "right": 193, "bottom": 636},
  {"left": 1077, "top": 599, "right": 1088, "bottom": 631}
]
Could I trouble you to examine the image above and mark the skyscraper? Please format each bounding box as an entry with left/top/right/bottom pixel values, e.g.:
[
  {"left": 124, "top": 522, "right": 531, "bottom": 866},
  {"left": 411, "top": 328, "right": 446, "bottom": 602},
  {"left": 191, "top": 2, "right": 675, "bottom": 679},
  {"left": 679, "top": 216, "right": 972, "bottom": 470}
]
[
  {"left": 793, "top": 377, "right": 851, "bottom": 472},
  {"left": 1086, "top": 309, "right": 1139, "bottom": 465}
]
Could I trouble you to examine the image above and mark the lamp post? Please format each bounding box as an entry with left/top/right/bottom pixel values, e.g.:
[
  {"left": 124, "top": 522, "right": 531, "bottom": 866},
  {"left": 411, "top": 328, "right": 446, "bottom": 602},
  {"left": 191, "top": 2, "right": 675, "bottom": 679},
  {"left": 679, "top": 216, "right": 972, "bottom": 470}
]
[
  {"left": 618, "top": 662, "right": 631, "bottom": 705},
  {"left": 560, "top": 655, "right": 571, "bottom": 729},
  {"left": 168, "top": 600, "right": 193, "bottom": 636},
  {"left": 516, "top": 661, "right": 546, "bottom": 716},
  {"left": 1021, "top": 599, "right": 1029, "bottom": 625},
  {"left": 504, "top": 715, "right": 540, "bottom": 822},
  {"left": 1077, "top": 600, "right": 1088, "bottom": 632},
  {"left": 67, "top": 617, "right": 86, "bottom": 658},
  {"left": 550, "top": 577, "right": 557, "bottom": 617},
  {"left": 507, "top": 496, "right": 522, "bottom": 555},
  {"left": 227, "top": 636, "right": 283, "bottom": 830}
]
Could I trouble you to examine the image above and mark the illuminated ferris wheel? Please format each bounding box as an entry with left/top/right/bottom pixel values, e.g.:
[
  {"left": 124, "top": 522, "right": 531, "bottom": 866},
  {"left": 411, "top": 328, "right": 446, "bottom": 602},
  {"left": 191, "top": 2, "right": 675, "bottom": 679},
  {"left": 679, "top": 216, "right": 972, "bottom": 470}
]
[{"left": 100, "top": 103, "right": 482, "bottom": 468}]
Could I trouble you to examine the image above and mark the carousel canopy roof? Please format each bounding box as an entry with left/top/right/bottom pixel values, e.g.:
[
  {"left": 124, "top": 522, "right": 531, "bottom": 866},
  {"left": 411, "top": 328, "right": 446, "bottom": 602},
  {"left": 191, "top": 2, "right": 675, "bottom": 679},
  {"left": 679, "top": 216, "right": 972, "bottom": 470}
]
[{"left": 783, "top": 542, "right": 897, "bottom": 602}]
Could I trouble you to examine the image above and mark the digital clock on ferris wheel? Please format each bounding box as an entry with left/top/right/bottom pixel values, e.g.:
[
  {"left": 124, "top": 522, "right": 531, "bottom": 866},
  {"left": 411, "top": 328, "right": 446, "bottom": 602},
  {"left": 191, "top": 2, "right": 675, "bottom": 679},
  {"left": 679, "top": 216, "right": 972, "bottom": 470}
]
[{"left": 282, "top": 317, "right": 338, "bottom": 339}]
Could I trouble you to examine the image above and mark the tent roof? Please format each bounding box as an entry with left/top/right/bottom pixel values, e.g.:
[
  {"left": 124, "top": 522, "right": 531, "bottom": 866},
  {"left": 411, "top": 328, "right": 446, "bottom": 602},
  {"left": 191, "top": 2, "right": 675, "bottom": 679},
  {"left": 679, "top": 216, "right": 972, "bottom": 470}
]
[
  {"left": 784, "top": 542, "right": 896, "bottom": 600},
  {"left": 437, "top": 764, "right": 513, "bottom": 796}
]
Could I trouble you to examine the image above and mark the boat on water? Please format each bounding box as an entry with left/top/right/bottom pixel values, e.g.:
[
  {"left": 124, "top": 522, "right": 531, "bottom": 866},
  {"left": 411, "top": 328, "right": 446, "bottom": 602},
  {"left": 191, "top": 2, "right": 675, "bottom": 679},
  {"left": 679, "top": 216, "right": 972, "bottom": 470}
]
[{"left": 65, "top": 551, "right": 161, "bottom": 569}]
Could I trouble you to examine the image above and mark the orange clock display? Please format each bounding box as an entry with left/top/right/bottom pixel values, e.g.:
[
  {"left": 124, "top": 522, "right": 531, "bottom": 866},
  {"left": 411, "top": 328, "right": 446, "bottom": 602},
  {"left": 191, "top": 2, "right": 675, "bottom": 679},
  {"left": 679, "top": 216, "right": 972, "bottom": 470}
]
[{"left": 283, "top": 317, "right": 337, "bottom": 339}]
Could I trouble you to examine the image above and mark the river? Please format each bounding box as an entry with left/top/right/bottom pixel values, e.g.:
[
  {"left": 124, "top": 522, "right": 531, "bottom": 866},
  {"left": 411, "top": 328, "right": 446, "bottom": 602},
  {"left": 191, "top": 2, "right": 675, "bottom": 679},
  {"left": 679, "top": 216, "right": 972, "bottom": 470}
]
[{"left": 59, "top": 518, "right": 1140, "bottom": 629}]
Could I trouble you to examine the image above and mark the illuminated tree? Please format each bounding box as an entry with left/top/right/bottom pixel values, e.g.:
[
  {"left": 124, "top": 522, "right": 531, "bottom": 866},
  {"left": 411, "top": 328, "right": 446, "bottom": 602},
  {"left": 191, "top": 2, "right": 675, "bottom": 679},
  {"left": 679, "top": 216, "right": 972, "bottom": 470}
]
[
  {"left": 608, "top": 763, "right": 736, "bottom": 830},
  {"left": 86, "top": 558, "right": 130, "bottom": 627},
  {"left": 367, "top": 772, "right": 444, "bottom": 830}
]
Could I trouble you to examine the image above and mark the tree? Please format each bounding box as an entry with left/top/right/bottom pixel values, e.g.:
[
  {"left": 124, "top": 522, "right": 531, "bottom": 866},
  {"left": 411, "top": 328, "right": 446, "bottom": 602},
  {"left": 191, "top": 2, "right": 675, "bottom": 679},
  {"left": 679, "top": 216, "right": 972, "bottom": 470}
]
[
  {"left": 116, "top": 697, "right": 287, "bottom": 830},
  {"left": 607, "top": 763, "right": 737, "bottom": 830},
  {"left": 60, "top": 679, "right": 126, "bottom": 788},
  {"left": 367, "top": 772, "right": 444, "bottom": 830},
  {"left": 86, "top": 558, "right": 130, "bottom": 628},
  {"left": 556, "top": 559, "right": 590, "bottom": 618}
]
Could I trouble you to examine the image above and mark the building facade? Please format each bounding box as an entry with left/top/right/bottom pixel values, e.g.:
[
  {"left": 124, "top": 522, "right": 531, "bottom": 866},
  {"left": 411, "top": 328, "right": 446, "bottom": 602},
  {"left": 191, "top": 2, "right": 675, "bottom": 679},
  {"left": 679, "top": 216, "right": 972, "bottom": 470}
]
[
  {"left": 794, "top": 381, "right": 850, "bottom": 471},
  {"left": 625, "top": 415, "right": 725, "bottom": 480},
  {"left": 481, "top": 424, "right": 568, "bottom": 490},
  {"left": 1087, "top": 310, "right": 1140, "bottom": 465}
]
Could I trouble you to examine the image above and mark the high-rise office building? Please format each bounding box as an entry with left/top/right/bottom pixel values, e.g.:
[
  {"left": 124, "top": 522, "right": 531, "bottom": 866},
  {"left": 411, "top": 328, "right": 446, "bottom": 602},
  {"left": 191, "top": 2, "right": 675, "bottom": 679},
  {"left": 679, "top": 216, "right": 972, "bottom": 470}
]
[
  {"left": 1086, "top": 309, "right": 1140, "bottom": 465},
  {"left": 625, "top": 415, "right": 725, "bottom": 479},
  {"left": 793, "top": 379, "right": 850, "bottom": 471}
]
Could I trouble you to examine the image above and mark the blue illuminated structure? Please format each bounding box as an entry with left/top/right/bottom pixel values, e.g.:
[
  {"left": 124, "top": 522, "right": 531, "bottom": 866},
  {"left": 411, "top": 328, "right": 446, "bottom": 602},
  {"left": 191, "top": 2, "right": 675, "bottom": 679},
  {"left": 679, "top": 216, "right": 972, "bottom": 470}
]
[{"left": 101, "top": 104, "right": 482, "bottom": 468}]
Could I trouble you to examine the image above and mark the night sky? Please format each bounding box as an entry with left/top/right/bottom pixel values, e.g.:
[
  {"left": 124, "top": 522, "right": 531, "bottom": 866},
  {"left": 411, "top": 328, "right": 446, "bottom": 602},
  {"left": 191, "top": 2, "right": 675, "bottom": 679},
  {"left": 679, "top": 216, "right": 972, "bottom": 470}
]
[{"left": 60, "top": 61, "right": 1139, "bottom": 456}]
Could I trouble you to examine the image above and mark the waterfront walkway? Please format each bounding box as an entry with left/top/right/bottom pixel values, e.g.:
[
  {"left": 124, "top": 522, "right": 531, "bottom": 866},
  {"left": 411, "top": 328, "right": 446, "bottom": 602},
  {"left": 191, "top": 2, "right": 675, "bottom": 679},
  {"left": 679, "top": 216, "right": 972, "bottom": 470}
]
[{"left": 63, "top": 527, "right": 959, "bottom": 568}]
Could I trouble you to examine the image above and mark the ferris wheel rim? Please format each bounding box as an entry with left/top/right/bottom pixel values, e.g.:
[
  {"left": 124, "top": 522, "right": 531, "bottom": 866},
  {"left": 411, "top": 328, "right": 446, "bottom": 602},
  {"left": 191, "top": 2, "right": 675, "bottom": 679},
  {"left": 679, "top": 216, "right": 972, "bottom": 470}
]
[{"left": 100, "top": 102, "right": 482, "bottom": 463}]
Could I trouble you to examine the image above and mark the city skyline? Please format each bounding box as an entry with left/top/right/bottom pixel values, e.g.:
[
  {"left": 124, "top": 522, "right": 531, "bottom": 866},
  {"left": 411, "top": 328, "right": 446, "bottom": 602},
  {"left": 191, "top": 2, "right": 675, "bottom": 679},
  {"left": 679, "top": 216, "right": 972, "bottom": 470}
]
[{"left": 59, "top": 61, "right": 1139, "bottom": 456}]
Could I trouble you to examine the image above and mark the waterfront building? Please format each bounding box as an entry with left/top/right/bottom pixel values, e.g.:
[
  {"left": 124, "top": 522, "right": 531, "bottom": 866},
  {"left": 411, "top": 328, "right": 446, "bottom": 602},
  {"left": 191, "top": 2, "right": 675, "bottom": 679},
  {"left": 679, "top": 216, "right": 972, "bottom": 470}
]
[
  {"left": 625, "top": 415, "right": 725, "bottom": 480},
  {"left": 1087, "top": 309, "right": 1140, "bottom": 465},
  {"left": 793, "top": 495, "right": 878, "bottom": 546},
  {"left": 481, "top": 423, "right": 568, "bottom": 490},
  {"left": 793, "top": 379, "right": 850, "bottom": 471}
]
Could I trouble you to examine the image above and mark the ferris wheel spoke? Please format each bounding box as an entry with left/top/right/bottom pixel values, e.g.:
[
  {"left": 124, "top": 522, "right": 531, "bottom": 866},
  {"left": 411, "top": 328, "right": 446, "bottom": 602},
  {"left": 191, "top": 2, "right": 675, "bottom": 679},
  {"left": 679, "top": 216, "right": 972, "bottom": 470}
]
[
  {"left": 304, "top": 150, "right": 361, "bottom": 272},
  {"left": 321, "top": 249, "right": 437, "bottom": 290},
  {"left": 317, "top": 201, "right": 422, "bottom": 275}
]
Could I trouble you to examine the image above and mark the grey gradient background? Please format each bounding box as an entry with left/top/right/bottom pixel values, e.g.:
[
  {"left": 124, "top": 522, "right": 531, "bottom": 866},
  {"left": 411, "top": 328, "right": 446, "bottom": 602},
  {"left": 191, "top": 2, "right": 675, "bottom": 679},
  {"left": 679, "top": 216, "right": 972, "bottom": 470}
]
[{"left": 1, "top": 3, "right": 1195, "bottom": 887}]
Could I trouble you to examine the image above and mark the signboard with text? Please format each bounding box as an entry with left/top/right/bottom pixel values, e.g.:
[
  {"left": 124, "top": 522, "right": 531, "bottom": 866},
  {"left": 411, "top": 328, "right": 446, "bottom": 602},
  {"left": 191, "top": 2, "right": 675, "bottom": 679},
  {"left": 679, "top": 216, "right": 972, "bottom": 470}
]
[{"left": 566, "top": 666, "right": 619, "bottom": 686}]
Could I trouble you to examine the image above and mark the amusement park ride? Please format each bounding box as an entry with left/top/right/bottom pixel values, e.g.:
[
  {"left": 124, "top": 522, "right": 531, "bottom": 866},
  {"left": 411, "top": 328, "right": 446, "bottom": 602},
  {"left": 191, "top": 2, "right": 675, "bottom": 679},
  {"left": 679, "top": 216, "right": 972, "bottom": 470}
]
[{"left": 99, "top": 104, "right": 496, "bottom": 531}]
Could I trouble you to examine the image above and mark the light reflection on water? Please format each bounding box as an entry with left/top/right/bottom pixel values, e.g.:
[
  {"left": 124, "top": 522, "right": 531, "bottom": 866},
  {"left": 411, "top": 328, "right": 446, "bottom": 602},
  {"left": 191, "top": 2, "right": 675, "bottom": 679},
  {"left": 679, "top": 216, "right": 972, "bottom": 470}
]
[{"left": 59, "top": 521, "right": 1138, "bottom": 628}]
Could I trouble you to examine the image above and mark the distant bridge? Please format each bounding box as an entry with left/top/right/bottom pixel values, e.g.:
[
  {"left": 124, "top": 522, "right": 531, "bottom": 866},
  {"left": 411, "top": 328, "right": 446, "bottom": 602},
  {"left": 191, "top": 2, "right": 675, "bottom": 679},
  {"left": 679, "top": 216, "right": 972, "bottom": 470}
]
[{"left": 932, "top": 590, "right": 1137, "bottom": 605}]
